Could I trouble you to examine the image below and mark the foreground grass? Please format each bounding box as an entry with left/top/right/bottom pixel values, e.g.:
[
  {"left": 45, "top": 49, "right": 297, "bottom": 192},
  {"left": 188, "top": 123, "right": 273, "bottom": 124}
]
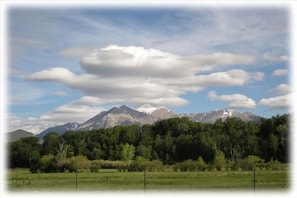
[{"left": 7, "top": 168, "right": 289, "bottom": 192}]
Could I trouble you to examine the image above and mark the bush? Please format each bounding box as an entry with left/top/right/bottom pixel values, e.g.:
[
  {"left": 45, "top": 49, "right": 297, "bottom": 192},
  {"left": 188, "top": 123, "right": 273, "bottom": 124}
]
[
  {"left": 239, "top": 155, "right": 264, "bottom": 170},
  {"left": 68, "top": 155, "right": 91, "bottom": 172},
  {"left": 174, "top": 157, "right": 207, "bottom": 172},
  {"left": 196, "top": 156, "right": 207, "bottom": 171},
  {"left": 129, "top": 157, "right": 148, "bottom": 171},
  {"left": 90, "top": 160, "right": 101, "bottom": 173},
  {"left": 39, "top": 154, "right": 58, "bottom": 173},
  {"left": 98, "top": 160, "right": 130, "bottom": 170},
  {"left": 267, "top": 159, "right": 283, "bottom": 170},
  {"left": 213, "top": 150, "right": 226, "bottom": 171},
  {"left": 226, "top": 160, "right": 240, "bottom": 171},
  {"left": 128, "top": 157, "right": 163, "bottom": 171}
]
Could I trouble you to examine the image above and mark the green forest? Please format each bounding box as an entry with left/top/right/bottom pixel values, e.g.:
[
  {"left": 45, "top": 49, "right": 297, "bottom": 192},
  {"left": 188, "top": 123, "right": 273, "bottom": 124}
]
[{"left": 8, "top": 114, "right": 289, "bottom": 173}]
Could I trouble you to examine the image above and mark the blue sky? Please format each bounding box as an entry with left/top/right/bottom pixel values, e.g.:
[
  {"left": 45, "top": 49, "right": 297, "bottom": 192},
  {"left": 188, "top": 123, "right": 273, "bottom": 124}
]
[{"left": 5, "top": 4, "right": 291, "bottom": 133}]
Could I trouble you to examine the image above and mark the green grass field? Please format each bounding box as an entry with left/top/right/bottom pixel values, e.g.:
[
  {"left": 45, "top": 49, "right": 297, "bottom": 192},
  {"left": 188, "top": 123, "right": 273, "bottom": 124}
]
[{"left": 6, "top": 168, "right": 289, "bottom": 192}]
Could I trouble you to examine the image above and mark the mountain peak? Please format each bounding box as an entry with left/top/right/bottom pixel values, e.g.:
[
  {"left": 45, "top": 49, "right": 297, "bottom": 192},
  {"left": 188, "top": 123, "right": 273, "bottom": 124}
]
[
  {"left": 7, "top": 129, "right": 34, "bottom": 142},
  {"left": 137, "top": 104, "right": 158, "bottom": 114},
  {"left": 76, "top": 105, "right": 156, "bottom": 131},
  {"left": 151, "top": 107, "right": 178, "bottom": 120},
  {"left": 188, "top": 108, "right": 260, "bottom": 123},
  {"left": 119, "top": 104, "right": 129, "bottom": 109}
]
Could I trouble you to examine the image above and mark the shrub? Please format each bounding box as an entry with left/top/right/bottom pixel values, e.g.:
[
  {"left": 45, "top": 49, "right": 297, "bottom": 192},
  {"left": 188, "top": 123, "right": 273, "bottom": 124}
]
[
  {"left": 98, "top": 160, "right": 130, "bottom": 170},
  {"left": 90, "top": 160, "right": 101, "bottom": 173},
  {"left": 239, "top": 155, "right": 264, "bottom": 170},
  {"left": 213, "top": 150, "right": 226, "bottom": 171},
  {"left": 267, "top": 159, "right": 283, "bottom": 170},
  {"left": 39, "top": 154, "right": 58, "bottom": 173},
  {"left": 68, "top": 155, "right": 91, "bottom": 172},
  {"left": 128, "top": 157, "right": 163, "bottom": 171},
  {"left": 196, "top": 156, "right": 207, "bottom": 171},
  {"left": 129, "top": 156, "right": 148, "bottom": 171},
  {"left": 174, "top": 157, "right": 207, "bottom": 172}
]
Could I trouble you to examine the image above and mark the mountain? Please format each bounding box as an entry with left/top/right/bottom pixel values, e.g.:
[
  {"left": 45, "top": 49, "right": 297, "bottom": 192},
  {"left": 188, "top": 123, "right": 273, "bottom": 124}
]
[
  {"left": 185, "top": 109, "right": 261, "bottom": 123},
  {"left": 35, "top": 105, "right": 262, "bottom": 136},
  {"left": 151, "top": 107, "right": 178, "bottom": 120},
  {"left": 76, "top": 105, "right": 156, "bottom": 131},
  {"left": 37, "top": 122, "right": 79, "bottom": 139},
  {"left": 6, "top": 129, "right": 35, "bottom": 142},
  {"left": 137, "top": 104, "right": 178, "bottom": 120}
]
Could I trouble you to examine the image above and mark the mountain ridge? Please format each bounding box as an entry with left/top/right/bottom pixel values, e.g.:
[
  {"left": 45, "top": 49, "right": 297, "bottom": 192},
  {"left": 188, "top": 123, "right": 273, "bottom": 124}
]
[
  {"left": 76, "top": 105, "right": 157, "bottom": 131},
  {"left": 37, "top": 122, "right": 79, "bottom": 139},
  {"left": 11, "top": 105, "right": 262, "bottom": 139}
]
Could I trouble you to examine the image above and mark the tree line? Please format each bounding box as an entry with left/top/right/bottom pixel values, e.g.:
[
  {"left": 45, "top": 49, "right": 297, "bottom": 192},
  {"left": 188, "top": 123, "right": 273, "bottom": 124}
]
[{"left": 8, "top": 114, "right": 289, "bottom": 172}]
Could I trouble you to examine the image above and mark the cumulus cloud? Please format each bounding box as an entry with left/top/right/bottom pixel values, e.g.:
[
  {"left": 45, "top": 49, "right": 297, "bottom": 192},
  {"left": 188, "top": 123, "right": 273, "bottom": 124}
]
[
  {"left": 27, "top": 45, "right": 259, "bottom": 108},
  {"left": 259, "top": 94, "right": 291, "bottom": 110},
  {"left": 208, "top": 91, "right": 256, "bottom": 109},
  {"left": 263, "top": 53, "right": 289, "bottom": 62},
  {"left": 79, "top": 45, "right": 255, "bottom": 78},
  {"left": 269, "top": 83, "right": 290, "bottom": 95},
  {"left": 272, "top": 69, "right": 288, "bottom": 77}
]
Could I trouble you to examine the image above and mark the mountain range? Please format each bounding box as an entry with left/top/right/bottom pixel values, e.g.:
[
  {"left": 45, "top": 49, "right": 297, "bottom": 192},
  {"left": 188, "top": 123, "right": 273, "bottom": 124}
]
[
  {"left": 37, "top": 122, "right": 79, "bottom": 139},
  {"left": 8, "top": 105, "right": 262, "bottom": 141}
]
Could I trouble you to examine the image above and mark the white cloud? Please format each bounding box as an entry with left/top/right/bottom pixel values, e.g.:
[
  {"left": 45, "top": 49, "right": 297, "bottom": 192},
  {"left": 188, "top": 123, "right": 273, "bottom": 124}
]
[
  {"left": 196, "top": 70, "right": 264, "bottom": 87},
  {"left": 208, "top": 91, "right": 218, "bottom": 101},
  {"left": 269, "top": 83, "right": 290, "bottom": 95},
  {"left": 27, "top": 67, "right": 75, "bottom": 82},
  {"left": 259, "top": 94, "right": 291, "bottom": 110},
  {"left": 7, "top": 97, "right": 108, "bottom": 134},
  {"left": 79, "top": 45, "right": 255, "bottom": 78},
  {"left": 40, "top": 103, "right": 105, "bottom": 124},
  {"left": 27, "top": 45, "right": 259, "bottom": 109},
  {"left": 208, "top": 91, "right": 256, "bottom": 109},
  {"left": 137, "top": 104, "right": 158, "bottom": 114},
  {"left": 7, "top": 114, "right": 45, "bottom": 134},
  {"left": 263, "top": 53, "right": 289, "bottom": 62},
  {"left": 272, "top": 69, "right": 288, "bottom": 77}
]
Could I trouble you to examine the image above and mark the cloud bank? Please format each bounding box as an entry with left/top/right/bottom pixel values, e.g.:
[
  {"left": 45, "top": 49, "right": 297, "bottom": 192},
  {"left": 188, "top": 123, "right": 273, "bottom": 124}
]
[{"left": 28, "top": 45, "right": 259, "bottom": 109}]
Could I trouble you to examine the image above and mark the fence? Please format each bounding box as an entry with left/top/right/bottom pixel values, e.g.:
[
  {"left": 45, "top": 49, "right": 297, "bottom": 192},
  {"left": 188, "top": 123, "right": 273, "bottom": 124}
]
[{"left": 8, "top": 168, "right": 288, "bottom": 192}]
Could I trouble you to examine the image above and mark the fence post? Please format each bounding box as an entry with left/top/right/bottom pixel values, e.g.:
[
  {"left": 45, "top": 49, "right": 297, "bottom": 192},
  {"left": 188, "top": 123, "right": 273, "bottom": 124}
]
[
  {"left": 253, "top": 168, "right": 256, "bottom": 193},
  {"left": 75, "top": 171, "right": 78, "bottom": 192},
  {"left": 144, "top": 168, "right": 146, "bottom": 192}
]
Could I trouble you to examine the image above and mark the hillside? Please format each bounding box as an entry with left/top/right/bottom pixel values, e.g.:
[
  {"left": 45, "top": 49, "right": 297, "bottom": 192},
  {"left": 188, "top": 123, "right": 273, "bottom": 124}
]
[{"left": 7, "top": 129, "right": 34, "bottom": 142}]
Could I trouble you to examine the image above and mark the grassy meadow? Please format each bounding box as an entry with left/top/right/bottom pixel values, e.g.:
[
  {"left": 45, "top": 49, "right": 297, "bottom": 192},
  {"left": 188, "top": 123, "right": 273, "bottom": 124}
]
[{"left": 7, "top": 168, "right": 289, "bottom": 192}]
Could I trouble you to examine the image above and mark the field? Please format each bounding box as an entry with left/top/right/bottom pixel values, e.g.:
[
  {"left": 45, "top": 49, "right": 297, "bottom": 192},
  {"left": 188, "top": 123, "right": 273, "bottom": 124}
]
[{"left": 6, "top": 168, "right": 289, "bottom": 192}]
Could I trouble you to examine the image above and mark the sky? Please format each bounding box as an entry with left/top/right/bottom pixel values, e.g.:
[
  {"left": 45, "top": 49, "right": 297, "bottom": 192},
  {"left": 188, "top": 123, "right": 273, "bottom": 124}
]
[{"left": 3, "top": 3, "right": 292, "bottom": 134}]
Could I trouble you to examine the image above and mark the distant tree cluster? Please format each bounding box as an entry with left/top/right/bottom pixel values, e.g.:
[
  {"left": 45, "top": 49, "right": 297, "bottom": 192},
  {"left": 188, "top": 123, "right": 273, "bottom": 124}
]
[{"left": 8, "top": 114, "right": 289, "bottom": 173}]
